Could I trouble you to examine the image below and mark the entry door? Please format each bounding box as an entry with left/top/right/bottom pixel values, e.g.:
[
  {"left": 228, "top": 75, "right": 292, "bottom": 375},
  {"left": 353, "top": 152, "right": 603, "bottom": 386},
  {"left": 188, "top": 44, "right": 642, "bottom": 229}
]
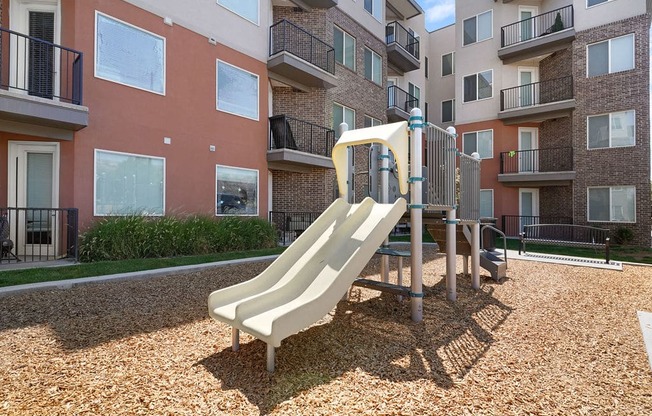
[
  {"left": 518, "top": 127, "right": 539, "bottom": 173},
  {"left": 8, "top": 142, "right": 60, "bottom": 256},
  {"left": 519, "top": 188, "right": 539, "bottom": 233},
  {"left": 518, "top": 67, "right": 538, "bottom": 107},
  {"left": 10, "top": 0, "right": 60, "bottom": 99},
  {"left": 518, "top": 6, "right": 538, "bottom": 42}
]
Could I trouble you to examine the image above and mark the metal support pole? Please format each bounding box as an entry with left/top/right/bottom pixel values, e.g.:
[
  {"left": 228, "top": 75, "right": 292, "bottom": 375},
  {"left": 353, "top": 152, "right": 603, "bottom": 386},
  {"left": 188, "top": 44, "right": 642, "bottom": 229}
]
[
  {"left": 446, "top": 209, "right": 457, "bottom": 301},
  {"left": 397, "top": 257, "right": 403, "bottom": 302},
  {"left": 231, "top": 328, "right": 240, "bottom": 351},
  {"left": 471, "top": 222, "right": 480, "bottom": 290},
  {"left": 409, "top": 108, "right": 423, "bottom": 322},
  {"left": 337, "top": 122, "right": 350, "bottom": 201},
  {"left": 267, "top": 344, "right": 275, "bottom": 373},
  {"left": 380, "top": 144, "right": 390, "bottom": 283}
]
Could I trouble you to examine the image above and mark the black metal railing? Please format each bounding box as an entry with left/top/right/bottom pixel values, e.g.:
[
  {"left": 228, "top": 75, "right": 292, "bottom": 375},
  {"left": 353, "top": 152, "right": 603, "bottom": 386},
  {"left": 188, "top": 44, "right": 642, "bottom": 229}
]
[
  {"left": 501, "top": 215, "right": 572, "bottom": 237},
  {"left": 0, "top": 207, "right": 78, "bottom": 264},
  {"left": 386, "top": 21, "right": 420, "bottom": 60},
  {"left": 500, "top": 76, "right": 573, "bottom": 111},
  {"left": 388, "top": 85, "right": 418, "bottom": 113},
  {"left": 269, "top": 115, "right": 336, "bottom": 158},
  {"left": 269, "top": 19, "right": 335, "bottom": 75},
  {"left": 501, "top": 5, "right": 574, "bottom": 48},
  {"left": 500, "top": 147, "right": 573, "bottom": 174},
  {"left": 0, "top": 27, "right": 83, "bottom": 105},
  {"left": 269, "top": 211, "right": 321, "bottom": 246}
]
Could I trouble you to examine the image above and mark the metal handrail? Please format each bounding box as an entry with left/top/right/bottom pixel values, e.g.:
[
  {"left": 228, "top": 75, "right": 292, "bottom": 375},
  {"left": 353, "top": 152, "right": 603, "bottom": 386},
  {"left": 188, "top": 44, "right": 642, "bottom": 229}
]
[
  {"left": 387, "top": 85, "right": 418, "bottom": 112},
  {"left": 269, "top": 210, "right": 322, "bottom": 246},
  {"left": 385, "top": 21, "right": 420, "bottom": 60},
  {"left": 481, "top": 224, "right": 508, "bottom": 268},
  {"left": 0, "top": 26, "right": 84, "bottom": 105},
  {"left": 500, "top": 76, "right": 573, "bottom": 111},
  {"left": 500, "top": 147, "right": 573, "bottom": 174},
  {"left": 269, "top": 19, "right": 335, "bottom": 75},
  {"left": 269, "top": 115, "right": 336, "bottom": 157},
  {"left": 501, "top": 5, "right": 574, "bottom": 48}
]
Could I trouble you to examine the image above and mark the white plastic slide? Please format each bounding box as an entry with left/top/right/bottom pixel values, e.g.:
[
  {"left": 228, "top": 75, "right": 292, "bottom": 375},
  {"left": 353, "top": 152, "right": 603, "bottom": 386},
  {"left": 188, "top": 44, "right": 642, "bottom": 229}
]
[{"left": 208, "top": 197, "right": 407, "bottom": 349}]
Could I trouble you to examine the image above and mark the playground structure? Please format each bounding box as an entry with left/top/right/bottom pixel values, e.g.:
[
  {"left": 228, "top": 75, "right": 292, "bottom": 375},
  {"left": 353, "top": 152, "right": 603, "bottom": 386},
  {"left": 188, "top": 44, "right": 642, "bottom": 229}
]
[{"left": 208, "top": 109, "right": 504, "bottom": 371}]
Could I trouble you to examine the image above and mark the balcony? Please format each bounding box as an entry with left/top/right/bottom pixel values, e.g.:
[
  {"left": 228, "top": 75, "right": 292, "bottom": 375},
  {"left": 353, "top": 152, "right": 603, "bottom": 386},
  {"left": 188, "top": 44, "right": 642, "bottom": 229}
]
[
  {"left": 498, "top": 76, "right": 575, "bottom": 124},
  {"left": 387, "top": 85, "right": 418, "bottom": 122},
  {"left": 267, "top": 19, "right": 337, "bottom": 91},
  {"left": 0, "top": 27, "right": 87, "bottom": 138},
  {"left": 280, "top": 0, "right": 338, "bottom": 10},
  {"left": 498, "top": 147, "right": 575, "bottom": 186},
  {"left": 386, "top": 21, "right": 420, "bottom": 74},
  {"left": 267, "top": 115, "right": 336, "bottom": 171},
  {"left": 499, "top": 5, "right": 575, "bottom": 64}
]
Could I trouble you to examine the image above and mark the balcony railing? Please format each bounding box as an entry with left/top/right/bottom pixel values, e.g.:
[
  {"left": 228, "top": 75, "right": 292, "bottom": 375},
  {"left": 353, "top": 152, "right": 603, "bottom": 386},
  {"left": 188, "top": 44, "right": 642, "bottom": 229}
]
[
  {"left": 269, "top": 211, "right": 321, "bottom": 246},
  {"left": 0, "top": 26, "right": 83, "bottom": 105},
  {"left": 0, "top": 207, "right": 78, "bottom": 264},
  {"left": 388, "top": 85, "right": 418, "bottom": 112},
  {"left": 500, "top": 147, "right": 573, "bottom": 174},
  {"left": 386, "top": 21, "right": 420, "bottom": 60},
  {"left": 501, "top": 215, "right": 572, "bottom": 237},
  {"left": 501, "top": 5, "right": 574, "bottom": 48},
  {"left": 269, "top": 115, "right": 336, "bottom": 157},
  {"left": 269, "top": 19, "right": 335, "bottom": 75},
  {"left": 500, "top": 76, "right": 573, "bottom": 111}
]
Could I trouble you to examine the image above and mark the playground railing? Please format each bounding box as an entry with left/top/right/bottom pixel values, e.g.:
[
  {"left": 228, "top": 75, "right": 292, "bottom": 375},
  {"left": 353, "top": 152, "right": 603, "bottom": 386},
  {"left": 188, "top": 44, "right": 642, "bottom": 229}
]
[
  {"left": 459, "top": 152, "right": 481, "bottom": 221},
  {"left": 425, "top": 123, "right": 456, "bottom": 210}
]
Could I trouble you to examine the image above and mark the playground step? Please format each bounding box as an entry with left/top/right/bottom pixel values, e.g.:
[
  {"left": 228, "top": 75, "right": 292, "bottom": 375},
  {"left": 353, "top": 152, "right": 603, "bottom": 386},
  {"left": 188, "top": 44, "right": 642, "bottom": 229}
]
[
  {"left": 480, "top": 251, "right": 507, "bottom": 282},
  {"left": 376, "top": 248, "right": 411, "bottom": 257},
  {"left": 352, "top": 278, "right": 411, "bottom": 296}
]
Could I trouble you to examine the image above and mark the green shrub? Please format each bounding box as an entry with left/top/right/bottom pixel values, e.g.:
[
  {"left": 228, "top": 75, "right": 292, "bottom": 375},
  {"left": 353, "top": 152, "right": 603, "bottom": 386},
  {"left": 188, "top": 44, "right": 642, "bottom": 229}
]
[
  {"left": 551, "top": 12, "right": 564, "bottom": 32},
  {"left": 613, "top": 227, "right": 635, "bottom": 245},
  {"left": 79, "top": 214, "right": 277, "bottom": 262}
]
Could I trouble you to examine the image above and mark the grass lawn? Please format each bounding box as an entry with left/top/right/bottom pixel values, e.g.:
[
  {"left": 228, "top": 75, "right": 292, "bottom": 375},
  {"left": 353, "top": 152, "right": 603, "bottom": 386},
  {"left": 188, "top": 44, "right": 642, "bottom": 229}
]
[{"left": 0, "top": 247, "right": 286, "bottom": 288}]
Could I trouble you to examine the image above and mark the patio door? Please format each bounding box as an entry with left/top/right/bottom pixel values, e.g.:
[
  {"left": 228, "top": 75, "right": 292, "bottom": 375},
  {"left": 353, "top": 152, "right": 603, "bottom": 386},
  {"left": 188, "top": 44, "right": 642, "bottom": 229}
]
[
  {"left": 10, "top": 0, "right": 61, "bottom": 99},
  {"left": 8, "top": 142, "right": 60, "bottom": 257},
  {"left": 518, "top": 6, "right": 538, "bottom": 42},
  {"left": 518, "top": 127, "right": 538, "bottom": 173},
  {"left": 518, "top": 67, "right": 538, "bottom": 107},
  {"left": 519, "top": 188, "right": 539, "bottom": 233}
]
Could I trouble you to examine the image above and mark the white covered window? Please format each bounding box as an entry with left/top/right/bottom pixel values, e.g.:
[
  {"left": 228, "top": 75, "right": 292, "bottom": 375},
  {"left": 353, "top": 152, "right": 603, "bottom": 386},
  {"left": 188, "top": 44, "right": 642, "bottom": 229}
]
[
  {"left": 217, "top": 0, "right": 259, "bottom": 25},
  {"left": 95, "top": 12, "right": 165, "bottom": 95},
  {"left": 587, "top": 110, "right": 635, "bottom": 149},
  {"left": 334, "top": 103, "right": 355, "bottom": 137},
  {"left": 94, "top": 150, "right": 165, "bottom": 216},
  {"left": 463, "top": 70, "right": 492, "bottom": 102},
  {"left": 442, "top": 52, "right": 454, "bottom": 77},
  {"left": 463, "top": 10, "right": 492, "bottom": 46},
  {"left": 480, "top": 190, "right": 494, "bottom": 218},
  {"left": 216, "top": 165, "right": 259, "bottom": 216},
  {"left": 588, "top": 186, "right": 636, "bottom": 222},
  {"left": 216, "top": 60, "right": 259, "bottom": 120},
  {"left": 587, "top": 34, "right": 634, "bottom": 77},
  {"left": 463, "top": 130, "right": 493, "bottom": 159},
  {"left": 364, "top": 0, "right": 382, "bottom": 21},
  {"left": 364, "top": 48, "right": 382, "bottom": 85},
  {"left": 334, "top": 26, "right": 356, "bottom": 70}
]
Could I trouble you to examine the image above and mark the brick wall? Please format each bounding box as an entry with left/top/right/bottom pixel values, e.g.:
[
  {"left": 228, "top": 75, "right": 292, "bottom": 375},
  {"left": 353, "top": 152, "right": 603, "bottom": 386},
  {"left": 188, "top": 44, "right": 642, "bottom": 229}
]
[
  {"left": 539, "top": 185, "right": 573, "bottom": 218},
  {"left": 572, "top": 14, "right": 651, "bottom": 246}
]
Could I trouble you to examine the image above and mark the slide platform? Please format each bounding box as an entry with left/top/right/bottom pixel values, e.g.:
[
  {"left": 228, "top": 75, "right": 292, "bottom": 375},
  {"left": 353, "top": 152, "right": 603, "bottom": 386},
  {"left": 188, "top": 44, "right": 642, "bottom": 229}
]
[{"left": 208, "top": 197, "right": 407, "bottom": 348}]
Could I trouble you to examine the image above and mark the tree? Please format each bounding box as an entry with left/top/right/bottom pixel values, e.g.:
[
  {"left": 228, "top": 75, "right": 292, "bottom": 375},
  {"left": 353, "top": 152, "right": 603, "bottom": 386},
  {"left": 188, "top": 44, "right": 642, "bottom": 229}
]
[{"left": 551, "top": 12, "right": 564, "bottom": 33}]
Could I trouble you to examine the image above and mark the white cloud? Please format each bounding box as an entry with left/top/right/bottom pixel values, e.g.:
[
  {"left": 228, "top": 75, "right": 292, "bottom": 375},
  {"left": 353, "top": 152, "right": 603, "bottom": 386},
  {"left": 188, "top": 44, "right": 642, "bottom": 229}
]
[{"left": 421, "top": 0, "right": 455, "bottom": 29}]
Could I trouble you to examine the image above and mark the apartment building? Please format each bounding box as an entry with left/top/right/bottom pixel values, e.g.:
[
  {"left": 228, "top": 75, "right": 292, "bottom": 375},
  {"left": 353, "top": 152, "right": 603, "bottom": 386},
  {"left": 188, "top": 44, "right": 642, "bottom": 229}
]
[{"left": 427, "top": 0, "right": 651, "bottom": 246}]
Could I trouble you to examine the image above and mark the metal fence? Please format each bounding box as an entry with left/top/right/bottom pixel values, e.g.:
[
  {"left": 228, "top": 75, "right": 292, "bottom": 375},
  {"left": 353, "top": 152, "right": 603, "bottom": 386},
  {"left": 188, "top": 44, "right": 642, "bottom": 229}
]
[
  {"left": 269, "top": 211, "right": 322, "bottom": 246},
  {"left": 269, "top": 115, "right": 336, "bottom": 157},
  {"left": 500, "top": 76, "right": 573, "bottom": 111},
  {"left": 522, "top": 224, "right": 609, "bottom": 244},
  {"left": 425, "top": 123, "right": 456, "bottom": 210},
  {"left": 502, "top": 215, "right": 573, "bottom": 237},
  {"left": 0, "top": 207, "right": 78, "bottom": 263},
  {"left": 385, "top": 21, "right": 420, "bottom": 60},
  {"left": 388, "top": 85, "right": 418, "bottom": 113},
  {"left": 500, "top": 147, "right": 573, "bottom": 174},
  {"left": 269, "top": 19, "right": 335, "bottom": 75},
  {"left": 0, "top": 26, "right": 83, "bottom": 105},
  {"left": 501, "top": 5, "right": 574, "bottom": 48}
]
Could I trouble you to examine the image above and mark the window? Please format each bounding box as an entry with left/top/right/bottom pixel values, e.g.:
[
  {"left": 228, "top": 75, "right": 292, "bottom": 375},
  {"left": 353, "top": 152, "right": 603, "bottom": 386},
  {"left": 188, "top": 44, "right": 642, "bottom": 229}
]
[
  {"left": 364, "top": 115, "right": 382, "bottom": 127},
  {"left": 463, "top": 10, "right": 492, "bottom": 46},
  {"left": 95, "top": 12, "right": 165, "bottom": 95},
  {"left": 216, "top": 60, "right": 259, "bottom": 120},
  {"left": 334, "top": 26, "right": 356, "bottom": 70},
  {"left": 587, "top": 0, "right": 611, "bottom": 7},
  {"left": 442, "top": 52, "right": 454, "bottom": 77},
  {"left": 334, "top": 103, "right": 355, "bottom": 137},
  {"left": 462, "top": 130, "right": 493, "bottom": 159},
  {"left": 217, "top": 0, "right": 259, "bottom": 25},
  {"left": 587, "top": 34, "right": 634, "bottom": 77},
  {"left": 216, "top": 165, "right": 258, "bottom": 216},
  {"left": 364, "top": 48, "right": 382, "bottom": 85},
  {"left": 409, "top": 82, "right": 420, "bottom": 107},
  {"left": 588, "top": 186, "right": 636, "bottom": 222},
  {"left": 588, "top": 110, "right": 635, "bottom": 149},
  {"left": 463, "top": 70, "right": 492, "bottom": 102},
  {"left": 442, "top": 99, "right": 455, "bottom": 123},
  {"left": 425, "top": 56, "right": 429, "bottom": 79},
  {"left": 364, "top": 0, "right": 382, "bottom": 21},
  {"left": 94, "top": 150, "right": 165, "bottom": 216},
  {"left": 480, "top": 190, "right": 494, "bottom": 218}
]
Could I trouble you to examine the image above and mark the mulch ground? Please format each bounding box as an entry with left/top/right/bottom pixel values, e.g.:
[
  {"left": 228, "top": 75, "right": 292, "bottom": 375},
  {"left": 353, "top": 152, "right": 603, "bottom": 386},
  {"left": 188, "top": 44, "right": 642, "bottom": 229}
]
[{"left": 1, "top": 246, "right": 651, "bottom": 415}]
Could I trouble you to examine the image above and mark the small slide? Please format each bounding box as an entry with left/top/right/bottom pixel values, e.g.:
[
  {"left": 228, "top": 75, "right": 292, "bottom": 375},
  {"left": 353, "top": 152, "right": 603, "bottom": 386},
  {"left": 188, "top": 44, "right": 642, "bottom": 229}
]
[{"left": 208, "top": 197, "right": 407, "bottom": 348}]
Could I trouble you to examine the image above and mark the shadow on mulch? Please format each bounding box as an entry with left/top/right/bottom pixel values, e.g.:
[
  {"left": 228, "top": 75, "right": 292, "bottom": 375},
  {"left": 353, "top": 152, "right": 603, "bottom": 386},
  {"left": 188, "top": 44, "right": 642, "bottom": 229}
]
[{"left": 198, "top": 274, "right": 512, "bottom": 415}]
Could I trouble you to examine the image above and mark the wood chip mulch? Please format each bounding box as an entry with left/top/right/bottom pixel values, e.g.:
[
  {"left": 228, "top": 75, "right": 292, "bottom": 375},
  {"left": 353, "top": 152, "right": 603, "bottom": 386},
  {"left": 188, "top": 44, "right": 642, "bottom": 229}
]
[{"left": 1, "top": 246, "right": 651, "bottom": 415}]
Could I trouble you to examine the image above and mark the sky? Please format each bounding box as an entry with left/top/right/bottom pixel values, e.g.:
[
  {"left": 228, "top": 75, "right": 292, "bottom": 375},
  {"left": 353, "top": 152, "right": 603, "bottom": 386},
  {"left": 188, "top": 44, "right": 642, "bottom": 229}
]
[{"left": 415, "top": 0, "right": 455, "bottom": 32}]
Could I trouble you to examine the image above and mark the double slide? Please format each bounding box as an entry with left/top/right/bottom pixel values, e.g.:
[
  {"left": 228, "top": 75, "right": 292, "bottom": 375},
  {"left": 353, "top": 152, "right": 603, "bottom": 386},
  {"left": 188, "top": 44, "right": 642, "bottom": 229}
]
[{"left": 208, "top": 197, "right": 406, "bottom": 349}]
